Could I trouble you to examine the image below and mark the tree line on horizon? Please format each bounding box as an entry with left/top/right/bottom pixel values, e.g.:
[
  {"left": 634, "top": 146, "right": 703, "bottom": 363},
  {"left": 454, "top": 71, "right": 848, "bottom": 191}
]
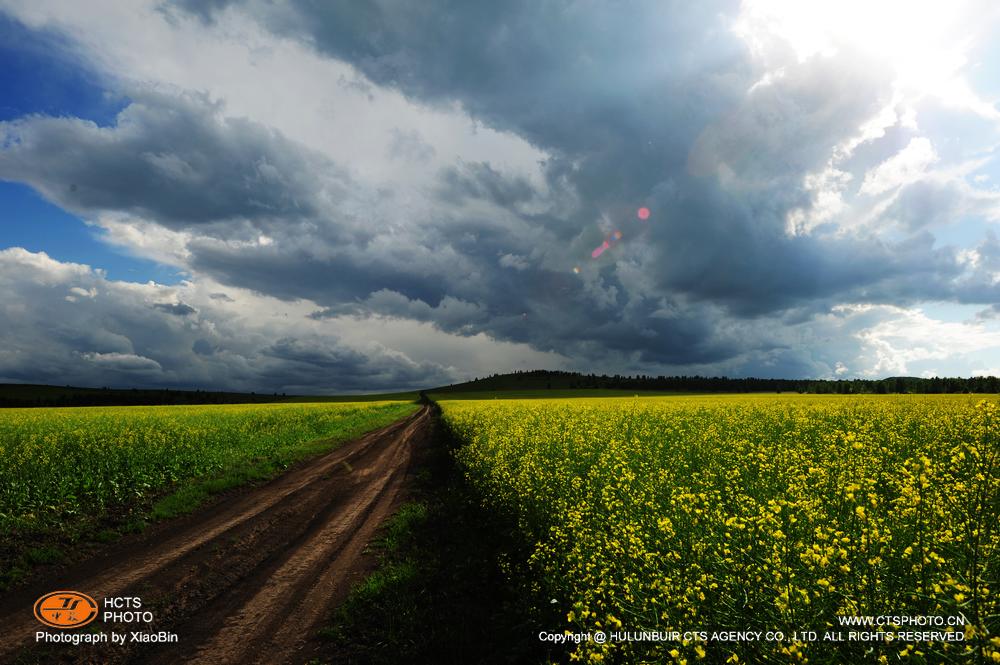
[
  {"left": 440, "top": 370, "right": 1000, "bottom": 394},
  {"left": 2, "top": 369, "right": 997, "bottom": 409}
]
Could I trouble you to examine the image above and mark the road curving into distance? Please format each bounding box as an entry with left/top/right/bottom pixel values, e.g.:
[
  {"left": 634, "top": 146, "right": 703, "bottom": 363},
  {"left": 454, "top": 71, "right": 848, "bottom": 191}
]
[{"left": 0, "top": 404, "right": 432, "bottom": 664}]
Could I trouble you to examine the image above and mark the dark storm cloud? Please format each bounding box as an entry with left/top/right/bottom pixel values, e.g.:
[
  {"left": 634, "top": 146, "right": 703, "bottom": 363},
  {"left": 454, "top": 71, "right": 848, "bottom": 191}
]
[
  {"left": 638, "top": 176, "right": 967, "bottom": 315},
  {"left": 4, "top": 1, "right": 994, "bottom": 382},
  {"left": 687, "top": 53, "right": 891, "bottom": 184},
  {"left": 264, "top": 337, "right": 369, "bottom": 371},
  {"left": 437, "top": 162, "right": 537, "bottom": 208},
  {"left": 0, "top": 90, "right": 343, "bottom": 229},
  {"left": 183, "top": 1, "right": 745, "bottom": 149},
  {"left": 174, "top": 0, "right": 939, "bottom": 327},
  {"left": 0, "top": 248, "right": 455, "bottom": 392},
  {"left": 950, "top": 232, "right": 1000, "bottom": 306},
  {"left": 192, "top": 338, "right": 215, "bottom": 356},
  {"left": 208, "top": 0, "right": 980, "bottom": 323},
  {"left": 310, "top": 289, "right": 489, "bottom": 333},
  {"left": 154, "top": 302, "right": 197, "bottom": 316},
  {"left": 259, "top": 337, "right": 450, "bottom": 392}
]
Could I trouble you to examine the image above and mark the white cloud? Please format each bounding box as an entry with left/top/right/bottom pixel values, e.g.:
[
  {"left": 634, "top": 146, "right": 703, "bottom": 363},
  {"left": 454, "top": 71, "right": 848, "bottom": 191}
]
[
  {"left": 82, "top": 351, "right": 162, "bottom": 372},
  {"left": 735, "top": 0, "right": 1000, "bottom": 119},
  {"left": 0, "top": 248, "right": 563, "bottom": 390},
  {"left": 860, "top": 138, "right": 938, "bottom": 196},
  {"left": 785, "top": 165, "right": 852, "bottom": 235},
  {"left": 846, "top": 304, "right": 1000, "bottom": 375},
  {"left": 0, "top": 0, "right": 548, "bottom": 194}
]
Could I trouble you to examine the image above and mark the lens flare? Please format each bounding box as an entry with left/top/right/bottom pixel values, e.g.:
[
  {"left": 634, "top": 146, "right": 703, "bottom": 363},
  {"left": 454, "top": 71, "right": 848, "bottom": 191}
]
[
  {"left": 638, "top": 207, "right": 650, "bottom": 220},
  {"left": 591, "top": 240, "right": 610, "bottom": 259}
]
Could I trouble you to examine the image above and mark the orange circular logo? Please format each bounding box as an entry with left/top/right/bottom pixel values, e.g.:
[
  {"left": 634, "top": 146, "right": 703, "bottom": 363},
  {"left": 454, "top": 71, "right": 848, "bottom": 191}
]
[{"left": 33, "top": 591, "right": 99, "bottom": 629}]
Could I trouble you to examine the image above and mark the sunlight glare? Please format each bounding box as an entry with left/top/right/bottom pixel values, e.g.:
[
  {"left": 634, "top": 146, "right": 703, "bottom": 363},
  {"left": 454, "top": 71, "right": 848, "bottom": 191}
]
[{"left": 735, "top": 0, "right": 983, "bottom": 103}]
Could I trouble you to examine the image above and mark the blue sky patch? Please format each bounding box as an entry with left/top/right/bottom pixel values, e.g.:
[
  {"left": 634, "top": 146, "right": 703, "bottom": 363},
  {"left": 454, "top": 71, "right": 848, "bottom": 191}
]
[{"left": 0, "top": 181, "right": 183, "bottom": 283}]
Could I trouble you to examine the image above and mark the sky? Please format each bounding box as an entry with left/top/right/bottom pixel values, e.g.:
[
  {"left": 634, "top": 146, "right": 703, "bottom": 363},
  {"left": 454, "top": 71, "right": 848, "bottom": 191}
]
[{"left": 2, "top": 1, "right": 1000, "bottom": 393}]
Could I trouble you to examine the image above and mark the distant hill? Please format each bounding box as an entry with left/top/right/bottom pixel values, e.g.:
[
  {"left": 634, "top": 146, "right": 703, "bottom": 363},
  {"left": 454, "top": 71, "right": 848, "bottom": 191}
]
[
  {"left": 431, "top": 370, "right": 1000, "bottom": 395},
  {"left": 0, "top": 384, "right": 418, "bottom": 408},
  {"left": 0, "top": 384, "right": 289, "bottom": 408}
]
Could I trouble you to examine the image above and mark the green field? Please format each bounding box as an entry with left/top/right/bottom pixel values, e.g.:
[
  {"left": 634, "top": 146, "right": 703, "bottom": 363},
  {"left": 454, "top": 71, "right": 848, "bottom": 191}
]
[
  {"left": 0, "top": 400, "right": 419, "bottom": 587},
  {"left": 440, "top": 394, "right": 1000, "bottom": 664}
]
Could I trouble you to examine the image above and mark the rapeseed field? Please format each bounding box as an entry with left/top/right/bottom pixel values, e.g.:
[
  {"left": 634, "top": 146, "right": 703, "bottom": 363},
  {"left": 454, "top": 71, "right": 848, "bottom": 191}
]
[
  {"left": 441, "top": 395, "right": 999, "bottom": 664},
  {"left": 0, "top": 401, "right": 417, "bottom": 532}
]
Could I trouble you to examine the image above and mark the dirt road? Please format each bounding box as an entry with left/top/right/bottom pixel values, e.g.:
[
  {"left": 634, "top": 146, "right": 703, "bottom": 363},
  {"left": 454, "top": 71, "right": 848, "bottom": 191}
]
[{"left": 0, "top": 405, "right": 431, "bottom": 664}]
